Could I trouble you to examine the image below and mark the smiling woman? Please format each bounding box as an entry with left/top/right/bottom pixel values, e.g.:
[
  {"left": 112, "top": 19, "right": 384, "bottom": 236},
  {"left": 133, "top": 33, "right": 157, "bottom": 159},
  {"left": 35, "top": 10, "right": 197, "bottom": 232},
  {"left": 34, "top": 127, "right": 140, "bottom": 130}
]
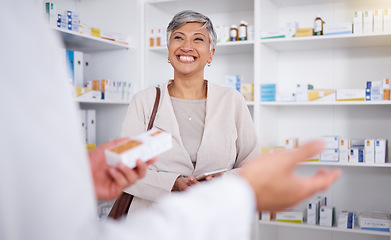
[{"left": 120, "top": 10, "right": 260, "bottom": 216}]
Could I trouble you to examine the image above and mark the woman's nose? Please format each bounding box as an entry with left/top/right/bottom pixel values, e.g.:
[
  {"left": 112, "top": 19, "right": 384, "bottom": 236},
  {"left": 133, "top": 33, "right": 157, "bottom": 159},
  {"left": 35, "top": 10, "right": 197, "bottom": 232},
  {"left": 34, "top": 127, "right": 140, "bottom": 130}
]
[{"left": 180, "top": 39, "right": 193, "bottom": 52}]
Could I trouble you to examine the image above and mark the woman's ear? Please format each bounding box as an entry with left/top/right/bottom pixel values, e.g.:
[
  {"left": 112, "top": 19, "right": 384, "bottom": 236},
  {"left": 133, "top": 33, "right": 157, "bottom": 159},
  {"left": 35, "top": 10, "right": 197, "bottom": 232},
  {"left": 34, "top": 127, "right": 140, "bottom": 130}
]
[{"left": 208, "top": 48, "right": 215, "bottom": 62}]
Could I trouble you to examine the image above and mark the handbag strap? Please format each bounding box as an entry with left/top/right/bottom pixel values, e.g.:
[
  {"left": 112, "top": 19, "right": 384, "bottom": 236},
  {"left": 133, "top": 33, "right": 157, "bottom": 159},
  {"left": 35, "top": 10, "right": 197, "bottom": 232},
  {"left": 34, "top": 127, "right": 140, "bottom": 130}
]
[
  {"left": 147, "top": 87, "right": 161, "bottom": 130},
  {"left": 108, "top": 87, "right": 161, "bottom": 220}
]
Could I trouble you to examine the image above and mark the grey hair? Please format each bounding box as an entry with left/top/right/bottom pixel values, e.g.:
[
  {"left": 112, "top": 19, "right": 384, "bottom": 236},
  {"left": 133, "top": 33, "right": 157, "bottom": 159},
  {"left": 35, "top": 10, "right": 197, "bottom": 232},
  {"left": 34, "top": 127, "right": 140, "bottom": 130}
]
[{"left": 167, "top": 10, "right": 217, "bottom": 52}]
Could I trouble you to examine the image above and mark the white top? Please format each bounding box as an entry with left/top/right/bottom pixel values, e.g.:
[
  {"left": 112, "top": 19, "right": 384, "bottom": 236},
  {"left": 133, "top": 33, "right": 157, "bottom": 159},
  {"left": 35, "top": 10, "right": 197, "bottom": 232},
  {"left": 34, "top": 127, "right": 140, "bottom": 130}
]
[
  {"left": 170, "top": 97, "right": 207, "bottom": 165},
  {"left": 0, "top": 1, "right": 256, "bottom": 240}
]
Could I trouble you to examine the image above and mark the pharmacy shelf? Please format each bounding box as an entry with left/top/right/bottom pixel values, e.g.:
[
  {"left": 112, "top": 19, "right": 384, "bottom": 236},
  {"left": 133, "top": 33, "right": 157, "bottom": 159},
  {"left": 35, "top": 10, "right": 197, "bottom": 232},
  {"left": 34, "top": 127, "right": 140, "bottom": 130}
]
[
  {"left": 75, "top": 98, "right": 130, "bottom": 104},
  {"left": 259, "top": 101, "right": 391, "bottom": 106},
  {"left": 51, "top": 27, "right": 130, "bottom": 52},
  {"left": 271, "top": 0, "right": 360, "bottom": 7},
  {"left": 259, "top": 221, "right": 390, "bottom": 236},
  {"left": 260, "top": 32, "right": 391, "bottom": 51},
  {"left": 149, "top": 40, "right": 254, "bottom": 54},
  {"left": 301, "top": 162, "right": 391, "bottom": 168},
  {"left": 148, "top": 0, "right": 253, "bottom": 15}
]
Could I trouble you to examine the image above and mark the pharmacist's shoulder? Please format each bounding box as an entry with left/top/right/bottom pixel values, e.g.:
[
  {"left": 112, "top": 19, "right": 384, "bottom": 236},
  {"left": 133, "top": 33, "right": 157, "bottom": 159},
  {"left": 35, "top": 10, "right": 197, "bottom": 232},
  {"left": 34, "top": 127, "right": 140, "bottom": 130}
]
[{"left": 209, "top": 82, "right": 245, "bottom": 104}]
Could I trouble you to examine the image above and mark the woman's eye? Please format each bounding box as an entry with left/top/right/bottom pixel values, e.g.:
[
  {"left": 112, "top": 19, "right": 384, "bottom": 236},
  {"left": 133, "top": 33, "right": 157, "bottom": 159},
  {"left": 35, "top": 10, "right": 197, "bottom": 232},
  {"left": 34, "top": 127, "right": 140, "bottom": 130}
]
[
  {"left": 194, "top": 38, "right": 204, "bottom": 41},
  {"left": 174, "top": 36, "right": 183, "bottom": 40}
]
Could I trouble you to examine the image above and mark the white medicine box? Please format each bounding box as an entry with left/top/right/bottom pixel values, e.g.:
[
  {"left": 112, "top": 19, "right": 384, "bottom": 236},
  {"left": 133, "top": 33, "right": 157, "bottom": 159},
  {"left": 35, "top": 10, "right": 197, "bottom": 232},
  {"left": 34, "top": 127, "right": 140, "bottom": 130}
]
[
  {"left": 374, "top": 9, "right": 383, "bottom": 33},
  {"left": 363, "top": 10, "right": 374, "bottom": 33}
]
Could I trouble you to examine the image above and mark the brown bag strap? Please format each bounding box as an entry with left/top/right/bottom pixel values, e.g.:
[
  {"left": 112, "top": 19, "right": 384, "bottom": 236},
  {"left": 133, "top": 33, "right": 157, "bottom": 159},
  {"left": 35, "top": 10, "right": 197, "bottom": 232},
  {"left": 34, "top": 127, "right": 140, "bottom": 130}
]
[
  {"left": 147, "top": 87, "right": 161, "bottom": 130},
  {"left": 108, "top": 87, "right": 161, "bottom": 220}
]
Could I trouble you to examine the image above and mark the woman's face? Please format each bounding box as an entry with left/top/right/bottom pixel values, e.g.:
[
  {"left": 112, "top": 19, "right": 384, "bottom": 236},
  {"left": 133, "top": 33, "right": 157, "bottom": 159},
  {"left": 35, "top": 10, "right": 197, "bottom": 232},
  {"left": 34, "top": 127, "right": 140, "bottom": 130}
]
[{"left": 168, "top": 22, "right": 215, "bottom": 78}]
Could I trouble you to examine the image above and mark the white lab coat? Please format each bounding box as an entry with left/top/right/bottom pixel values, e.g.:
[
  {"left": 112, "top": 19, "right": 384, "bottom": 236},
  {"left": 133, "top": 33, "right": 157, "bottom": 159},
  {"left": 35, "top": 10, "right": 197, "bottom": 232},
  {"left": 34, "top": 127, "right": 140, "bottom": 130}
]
[{"left": 0, "top": 1, "right": 256, "bottom": 240}]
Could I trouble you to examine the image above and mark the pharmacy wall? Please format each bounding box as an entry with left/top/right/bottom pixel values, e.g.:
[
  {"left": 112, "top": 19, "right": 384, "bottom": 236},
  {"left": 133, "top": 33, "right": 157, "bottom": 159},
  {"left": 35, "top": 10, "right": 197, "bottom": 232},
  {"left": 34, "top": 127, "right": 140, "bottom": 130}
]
[{"left": 43, "top": 0, "right": 391, "bottom": 239}]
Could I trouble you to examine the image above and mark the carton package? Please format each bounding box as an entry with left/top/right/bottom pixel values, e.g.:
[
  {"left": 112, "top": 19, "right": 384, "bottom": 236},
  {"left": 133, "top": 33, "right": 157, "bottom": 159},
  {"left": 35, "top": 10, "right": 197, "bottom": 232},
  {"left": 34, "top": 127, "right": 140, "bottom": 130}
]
[
  {"left": 276, "top": 209, "right": 306, "bottom": 224},
  {"left": 260, "top": 28, "right": 286, "bottom": 39},
  {"left": 353, "top": 11, "right": 363, "bottom": 34},
  {"left": 338, "top": 211, "right": 355, "bottom": 229},
  {"left": 363, "top": 10, "right": 374, "bottom": 33},
  {"left": 105, "top": 129, "right": 172, "bottom": 168},
  {"left": 285, "top": 138, "right": 298, "bottom": 150},
  {"left": 308, "top": 89, "right": 336, "bottom": 101},
  {"left": 359, "top": 211, "right": 391, "bottom": 232},
  {"left": 336, "top": 89, "right": 365, "bottom": 101},
  {"left": 384, "top": 9, "right": 391, "bottom": 32},
  {"left": 364, "top": 139, "right": 375, "bottom": 163},
  {"left": 295, "top": 28, "right": 313, "bottom": 37},
  {"left": 374, "top": 9, "right": 384, "bottom": 33},
  {"left": 323, "top": 23, "right": 352, "bottom": 35},
  {"left": 349, "top": 147, "right": 364, "bottom": 163},
  {"left": 375, "top": 139, "right": 388, "bottom": 163},
  {"left": 241, "top": 83, "right": 254, "bottom": 101},
  {"left": 320, "top": 206, "right": 335, "bottom": 227},
  {"left": 339, "top": 138, "right": 350, "bottom": 163}
]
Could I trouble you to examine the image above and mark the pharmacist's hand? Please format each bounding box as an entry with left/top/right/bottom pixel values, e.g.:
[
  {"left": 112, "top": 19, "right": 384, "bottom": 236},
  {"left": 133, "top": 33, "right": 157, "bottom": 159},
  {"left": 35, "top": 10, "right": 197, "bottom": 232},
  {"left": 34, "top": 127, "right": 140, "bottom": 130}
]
[
  {"left": 239, "top": 140, "right": 341, "bottom": 212},
  {"left": 89, "top": 138, "right": 157, "bottom": 201},
  {"left": 171, "top": 176, "right": 199, "bottom": 192}
]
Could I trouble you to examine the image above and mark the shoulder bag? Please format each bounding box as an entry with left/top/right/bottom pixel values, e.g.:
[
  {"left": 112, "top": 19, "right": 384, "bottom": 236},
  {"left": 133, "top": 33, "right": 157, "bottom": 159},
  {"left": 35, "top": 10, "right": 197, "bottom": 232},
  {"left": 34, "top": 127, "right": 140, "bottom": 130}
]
[{"left": 107, "top": 87, "right": 161, "bottom": 220}]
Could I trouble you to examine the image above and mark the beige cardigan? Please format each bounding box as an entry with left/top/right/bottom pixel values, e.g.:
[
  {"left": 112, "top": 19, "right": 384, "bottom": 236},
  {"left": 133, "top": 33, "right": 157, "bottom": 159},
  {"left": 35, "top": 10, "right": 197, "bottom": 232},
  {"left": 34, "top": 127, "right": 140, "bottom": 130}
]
[{"left": 121, "top": 81, "right": 260, "bottom": 212}]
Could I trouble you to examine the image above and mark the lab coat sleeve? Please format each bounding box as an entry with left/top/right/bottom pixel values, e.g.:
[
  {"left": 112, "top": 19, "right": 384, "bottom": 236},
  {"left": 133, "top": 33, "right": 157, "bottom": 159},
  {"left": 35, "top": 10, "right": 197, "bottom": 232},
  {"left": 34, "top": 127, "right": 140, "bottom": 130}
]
[
  {"left": 121, "top": 93, "right": 180, "bottom": 201},
  {"left": 117, "top": 175, "right": 256, "bottom": 240}
]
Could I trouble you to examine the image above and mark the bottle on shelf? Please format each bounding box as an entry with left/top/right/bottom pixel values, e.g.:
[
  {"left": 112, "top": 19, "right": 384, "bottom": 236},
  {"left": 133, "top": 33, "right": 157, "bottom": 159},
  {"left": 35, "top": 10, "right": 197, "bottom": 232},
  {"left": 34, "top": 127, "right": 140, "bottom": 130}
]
[
  {"left": 314, "top": 15, "right": 325, "bottom": 36},
  {"left": 238, "top": 20, "right": 248, "bottom": 41},
  {"left": 230, "top": 25, "right": 239, "bottom": 41}
]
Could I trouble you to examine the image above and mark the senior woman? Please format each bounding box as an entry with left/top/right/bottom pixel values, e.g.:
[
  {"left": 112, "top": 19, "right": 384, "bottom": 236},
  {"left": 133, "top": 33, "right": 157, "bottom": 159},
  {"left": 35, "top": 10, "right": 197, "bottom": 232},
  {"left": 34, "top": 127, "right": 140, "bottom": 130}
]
[{"left": 121, "top": 10, "right": 259, "bottom": 213}]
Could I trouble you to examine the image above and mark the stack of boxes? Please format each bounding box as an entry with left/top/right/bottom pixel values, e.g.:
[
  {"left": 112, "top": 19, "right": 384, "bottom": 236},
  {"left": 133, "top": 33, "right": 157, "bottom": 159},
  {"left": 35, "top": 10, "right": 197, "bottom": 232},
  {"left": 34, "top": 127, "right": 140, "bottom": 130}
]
[
  {"left": 353, "top": 9, "right": 391, "bottom": 34},
  {"left": 260, "top": 84, "right": 276, "bottom": 102},
  {"left": 320, "top": 136, "right": 339, "bottom": 162}
]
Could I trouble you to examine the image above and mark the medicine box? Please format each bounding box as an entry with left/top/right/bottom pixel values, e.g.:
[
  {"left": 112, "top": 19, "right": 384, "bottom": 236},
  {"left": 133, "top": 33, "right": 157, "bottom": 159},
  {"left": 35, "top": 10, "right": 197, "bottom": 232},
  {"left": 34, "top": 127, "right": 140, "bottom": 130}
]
[
  {"left": 339, "top": 139, "right": 350, "bottom": 163},
  {"left": 353, "top": 11, "right": 363, "bottom": 34},
  {"left": 323, "top": 23, "right": 352, "bottom": 35},
  {"left": 351, "top": 139, "right": 365, "bottom": 148},
  {"left": 319, "top": 206, "right": 335, "bottom": 227},
  {"left": 384, "top": 9, "right": 391, "bottom": 32},
  {"left": 260, "top": 28, "right": 286, "bottom": 39},
  {"left": 308, "top": 89, "right": 336, "bottom": 101},
  {"left": 349, "top": 147, "right": 364, "bottom": 163},
  {"left": 375, "top": 139, "right": 388, "bottom": 163},
  {"left": 285, "top": 138, "right": 298, "bottom": 150},
  {"left": 307, "top": 200, "right": 320, "bottom": 225},
  {"left": 286, "top": 22, "right": 298, "bottom": 38},
  {"left": 276, "top": 92, "right": 296, "bottom": 102},
  {"left": 322, "top": 136, "right": 339, "bottom": 149},
  {"left": 374, "top": 9, "right": 383, "bottom": 33},
  {"left": 261, "top": 211, "right": 274, "bottom": 221},
  {"left": 276, "top": 209, "right": 306, "bottom": 224},
  {"left": 225, "top": 75, "right": 241, "bottom": 92},
  {"left": 241, "top": 83, "right": 254, "bottom": 101},
  {"left": 336, "top": 89, "right": 365, "bottom": 101},
  {"left": 338, "top": 211, "right": 355, "bottom": 229},
  {"left": 320, "top": 149, "right": 339, "bottom": 162},
  {"left": 359, "top": 211, "right": 390, "bottom": 232},
  {"left": 363, "top": 10, "right": 374, "bottom": 33},
  {"left": 105, "top": 128, "right": 172, "bottom": 169},
  {"left": 364, "top": 139, "right": 375, "bottom": 163},
  {"left": 295, "top": 28, "right": 313, "bottom": 37}
]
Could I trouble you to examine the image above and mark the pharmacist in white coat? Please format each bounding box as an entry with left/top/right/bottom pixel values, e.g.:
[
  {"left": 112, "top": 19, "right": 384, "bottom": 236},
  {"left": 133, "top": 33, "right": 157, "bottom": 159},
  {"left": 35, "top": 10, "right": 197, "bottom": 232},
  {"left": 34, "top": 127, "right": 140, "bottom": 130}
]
[{"left": 0, "top": 1, "right": 341, "bottom": 240}]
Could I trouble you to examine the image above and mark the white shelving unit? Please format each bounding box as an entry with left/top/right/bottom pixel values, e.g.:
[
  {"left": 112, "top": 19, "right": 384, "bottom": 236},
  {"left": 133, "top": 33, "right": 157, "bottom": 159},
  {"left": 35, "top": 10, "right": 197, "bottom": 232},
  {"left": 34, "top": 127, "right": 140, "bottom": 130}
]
[
  {"left": 142, "top": 1, "right": 391, "bottom": 239},
  {"left": 51, "top": 0, "right": 140, "bottom": 145},
  {"left": 256, "top": 0, "right": 391, "bottom": 240}
]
